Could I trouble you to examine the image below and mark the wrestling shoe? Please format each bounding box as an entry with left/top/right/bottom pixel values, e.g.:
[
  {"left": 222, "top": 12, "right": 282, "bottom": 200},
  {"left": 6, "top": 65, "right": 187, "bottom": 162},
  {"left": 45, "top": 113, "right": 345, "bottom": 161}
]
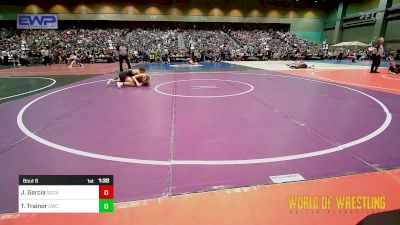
[
  {"left": 107, "top": 79, "right": 114, "bottom": 87},
  {"left": 117, "top": 82, "right": 123, "bottom": 89}
]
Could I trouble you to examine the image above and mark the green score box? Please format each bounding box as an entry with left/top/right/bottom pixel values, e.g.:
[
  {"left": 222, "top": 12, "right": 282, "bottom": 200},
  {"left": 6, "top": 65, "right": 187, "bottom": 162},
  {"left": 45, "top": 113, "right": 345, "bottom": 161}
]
[{"left": 99, "top": 199, "right": 114, "bottom": 213}]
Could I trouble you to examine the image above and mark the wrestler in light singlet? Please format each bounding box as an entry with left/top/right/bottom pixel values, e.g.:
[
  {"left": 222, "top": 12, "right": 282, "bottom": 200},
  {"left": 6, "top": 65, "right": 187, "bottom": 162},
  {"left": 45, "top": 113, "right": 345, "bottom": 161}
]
[{"left": 107, "top": 66, "right": 150, "bottom": 88}]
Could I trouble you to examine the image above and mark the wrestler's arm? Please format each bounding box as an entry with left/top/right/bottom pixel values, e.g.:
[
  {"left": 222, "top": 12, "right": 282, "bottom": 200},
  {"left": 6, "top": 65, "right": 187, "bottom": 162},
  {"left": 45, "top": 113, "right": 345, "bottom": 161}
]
[{"left": 131, "top": 74, "right": 146, "bottom": 87}]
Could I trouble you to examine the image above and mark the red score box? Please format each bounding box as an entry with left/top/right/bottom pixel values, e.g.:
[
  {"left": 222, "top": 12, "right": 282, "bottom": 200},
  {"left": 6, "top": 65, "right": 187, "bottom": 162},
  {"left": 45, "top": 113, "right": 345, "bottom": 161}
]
[{"left": 99, "top": 185, "right": 114, "bottom": 199}]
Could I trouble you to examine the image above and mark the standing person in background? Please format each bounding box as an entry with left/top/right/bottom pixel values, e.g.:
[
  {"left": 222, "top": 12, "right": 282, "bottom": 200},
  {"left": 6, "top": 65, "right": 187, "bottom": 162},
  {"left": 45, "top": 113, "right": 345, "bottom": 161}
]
[
  {"left": 56, "top": 49, "right": 63, "bottom": 64},
  {"left": 41, "top": 46, "right": 51, "bottom": 66},
  {"left": 116, "top": 39, "right": 131, "bottom": 71},
  {"left": 20, "top": 51, "right": 29, "bottom": 66},
  {"left": 11, "top": 49, "right": 20, "bottom": 67},
  {"left": 2, "top": 49, "right": 9, "bottom": 65},
  {"left": 370, "top": 37, "right": 384, "bottom": 73},
  {"left": 337, "top": 48, "right": 344, "bottom": 62}
]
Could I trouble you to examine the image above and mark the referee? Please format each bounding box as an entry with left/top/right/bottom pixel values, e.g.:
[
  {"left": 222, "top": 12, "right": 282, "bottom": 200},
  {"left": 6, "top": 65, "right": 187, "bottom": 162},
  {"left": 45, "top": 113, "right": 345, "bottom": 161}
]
[
  {"left": 116, "top": 39, "right": 131, "bottom": 72},
  {"left": 370, "top": 37, "right": 384, "bottom": 73}
]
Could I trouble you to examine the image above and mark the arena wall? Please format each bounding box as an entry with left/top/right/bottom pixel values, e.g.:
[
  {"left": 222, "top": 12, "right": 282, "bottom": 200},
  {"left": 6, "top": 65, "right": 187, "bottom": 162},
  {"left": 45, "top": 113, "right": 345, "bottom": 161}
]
[
  {"left": 385, "top": 19, "right": 400, "bottom": 50},
  {"left": 322, "top": 0, "right": 400, "bottom": 50},
  {"left": 346, "top": 0, "right": 380, "bottom": 15},
  {"left": 341, "top": 25, "right": 375, "bottom": 44},
  {"left": 324, "top": 7, "right": 338, "bottom": 24}
]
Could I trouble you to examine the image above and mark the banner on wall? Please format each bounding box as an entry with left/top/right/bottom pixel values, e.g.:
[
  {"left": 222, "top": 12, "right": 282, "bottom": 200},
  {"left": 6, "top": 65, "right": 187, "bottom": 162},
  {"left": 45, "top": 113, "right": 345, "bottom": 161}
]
[{"left": 17, "top": 14, "right": 58, "bottom": 29}]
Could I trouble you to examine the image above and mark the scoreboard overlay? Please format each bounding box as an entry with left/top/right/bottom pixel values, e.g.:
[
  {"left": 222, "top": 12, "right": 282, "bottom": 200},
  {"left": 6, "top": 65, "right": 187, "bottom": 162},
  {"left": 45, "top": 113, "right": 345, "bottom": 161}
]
[{"left": 18, "top": 175, "right": 113, "bottom": 213}]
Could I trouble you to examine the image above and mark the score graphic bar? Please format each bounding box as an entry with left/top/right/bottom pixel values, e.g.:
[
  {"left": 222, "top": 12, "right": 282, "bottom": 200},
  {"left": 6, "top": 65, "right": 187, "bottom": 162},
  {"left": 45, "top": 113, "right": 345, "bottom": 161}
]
[{"left": 18, "top": 175, "right": 114, "bottom": 213}]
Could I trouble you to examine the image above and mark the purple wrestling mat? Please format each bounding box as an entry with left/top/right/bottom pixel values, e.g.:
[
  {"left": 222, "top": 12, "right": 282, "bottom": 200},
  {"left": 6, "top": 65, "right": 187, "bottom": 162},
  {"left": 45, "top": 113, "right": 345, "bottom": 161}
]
[{"left": 1, "top": 70, "right": 399, "bottom": 212}]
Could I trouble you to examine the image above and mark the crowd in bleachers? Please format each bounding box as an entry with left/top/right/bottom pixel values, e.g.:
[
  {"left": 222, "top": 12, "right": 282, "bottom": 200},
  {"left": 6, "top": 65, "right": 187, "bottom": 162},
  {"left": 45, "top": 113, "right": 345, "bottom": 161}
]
[
  {"left": 229, "top": 29, "right": 325, "bottom": 60},
  {"left": 0, "top": 27, "right": 394, "bottom": 66},
  {"left": 0, "top": 28, "right": 127, "bottom": 65},
  {"left": 125, "top": 28, "right": 178, "bottom": 62},
  {"left": 183, "top": 29, "right": 238, "bottom": 61}
]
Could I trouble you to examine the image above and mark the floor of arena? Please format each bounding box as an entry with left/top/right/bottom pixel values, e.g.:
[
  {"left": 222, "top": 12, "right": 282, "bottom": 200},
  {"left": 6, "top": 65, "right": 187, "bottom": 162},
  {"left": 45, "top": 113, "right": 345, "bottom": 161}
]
[{"left": 1, "top": 60, "right": 400, "bottom": 224}]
